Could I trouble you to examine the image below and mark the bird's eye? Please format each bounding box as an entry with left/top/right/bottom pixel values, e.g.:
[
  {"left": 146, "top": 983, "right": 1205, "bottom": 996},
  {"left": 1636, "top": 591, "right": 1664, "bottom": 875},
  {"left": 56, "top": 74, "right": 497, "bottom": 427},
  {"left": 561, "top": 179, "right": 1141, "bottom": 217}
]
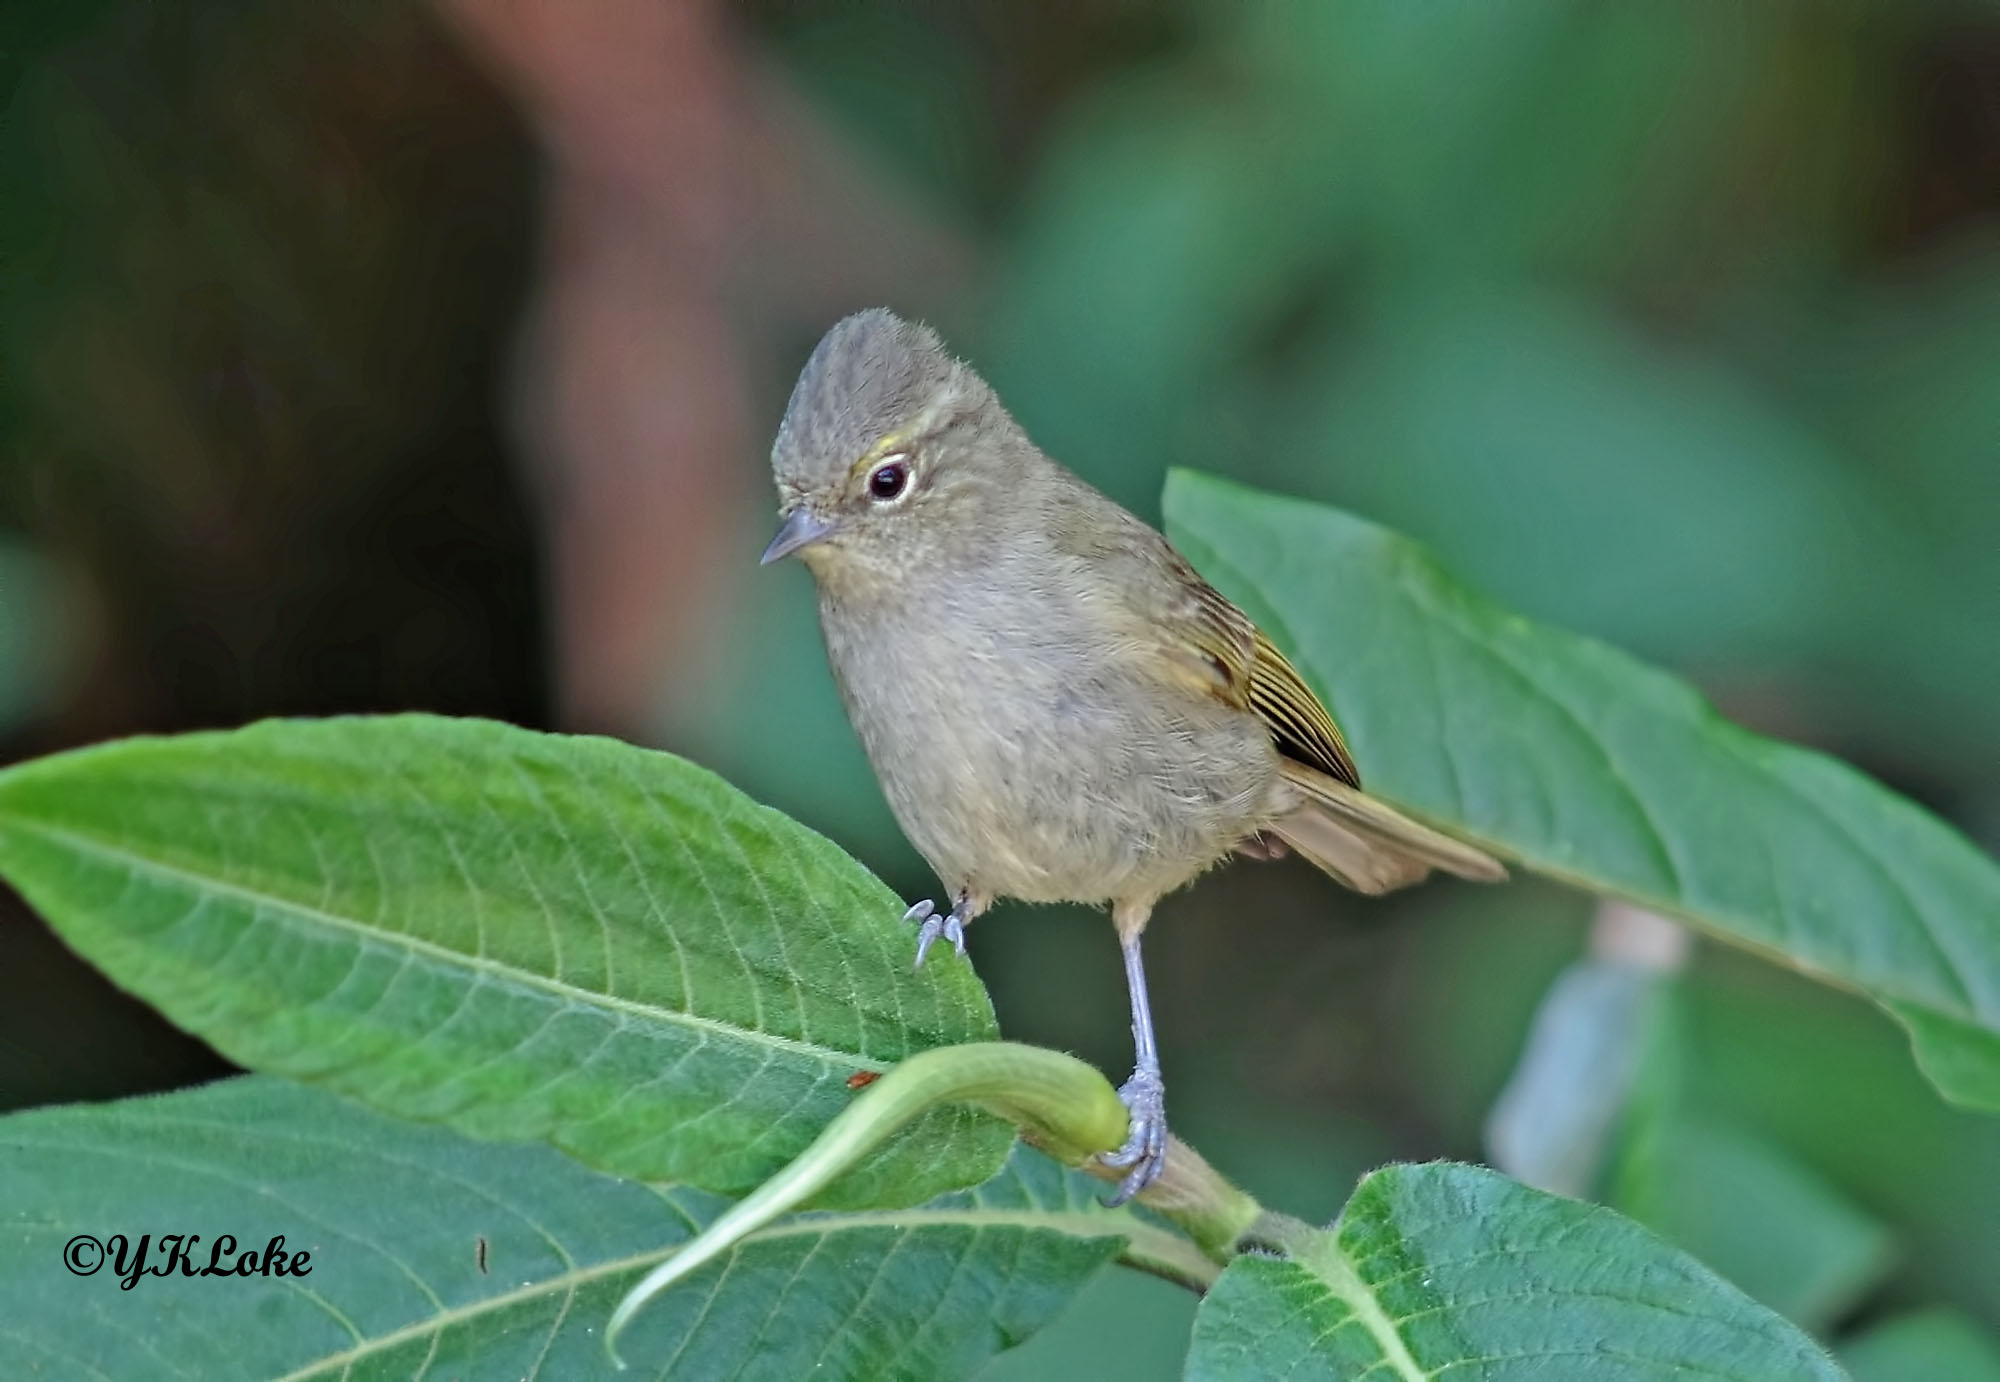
[{"left": 867, "top": 458, "right": 910, "bottom": 502}]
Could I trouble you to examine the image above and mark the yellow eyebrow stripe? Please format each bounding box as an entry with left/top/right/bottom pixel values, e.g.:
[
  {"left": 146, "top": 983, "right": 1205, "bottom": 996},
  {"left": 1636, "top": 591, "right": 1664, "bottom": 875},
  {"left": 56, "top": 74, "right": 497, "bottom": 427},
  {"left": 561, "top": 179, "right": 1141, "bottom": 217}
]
[{"left": 845, "top": 432, "right": 910, "bottom": 483}]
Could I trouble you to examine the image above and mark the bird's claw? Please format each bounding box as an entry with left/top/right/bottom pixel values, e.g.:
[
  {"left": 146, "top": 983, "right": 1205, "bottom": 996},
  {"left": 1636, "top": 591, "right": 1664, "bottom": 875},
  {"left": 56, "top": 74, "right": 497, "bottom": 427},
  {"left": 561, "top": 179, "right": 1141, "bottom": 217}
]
[
  {"left": 905, "top": 899, "right": 966, "bottom": 969},
  {"left": 1098, "top": 1067, "right": 1168, "bottom": 1206}
]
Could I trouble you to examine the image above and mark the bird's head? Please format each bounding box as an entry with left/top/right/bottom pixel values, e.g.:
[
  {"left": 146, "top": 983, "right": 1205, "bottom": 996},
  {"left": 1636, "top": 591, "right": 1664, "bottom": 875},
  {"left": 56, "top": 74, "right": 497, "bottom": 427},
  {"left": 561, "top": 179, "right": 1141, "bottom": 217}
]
[{"left": 762, "top": 309, "right": 1024, "bottom": 592}]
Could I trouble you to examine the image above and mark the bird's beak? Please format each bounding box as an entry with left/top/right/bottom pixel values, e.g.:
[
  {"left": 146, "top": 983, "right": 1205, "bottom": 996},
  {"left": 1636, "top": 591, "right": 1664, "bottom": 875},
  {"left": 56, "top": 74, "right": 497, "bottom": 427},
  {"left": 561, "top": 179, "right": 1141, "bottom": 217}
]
[{"left": 760, "top": 509, "right": 836, "bottom": 565}]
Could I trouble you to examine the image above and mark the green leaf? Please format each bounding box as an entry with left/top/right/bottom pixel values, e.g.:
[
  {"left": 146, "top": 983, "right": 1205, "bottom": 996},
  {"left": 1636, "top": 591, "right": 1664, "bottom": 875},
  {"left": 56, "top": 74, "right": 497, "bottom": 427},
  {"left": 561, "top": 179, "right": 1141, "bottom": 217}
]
[
  {"left": 1185, "top": 1163, "right": 1841, "bottom": 1381},
  {"left": 1164, "top": 470, "right": 2000, "bottom": 1110},
  {"left": 1618, "top": 1120, "right": 1894, "bottom": 1330},
  {"left": 1485, "top": 953, "right": 1678, "bottom": 1197},
  {"left": 0, "top": 715, "right": 1009, "bottom": 1208},
  {"left": 0, "top": 1075, "right": 1136, "bottom": 1380},
  {"left": 1841, "top": 1309, "right": 2000, "bottom": 1382},
  {"left": 1589, "top": 964, "right": 1896, "bottom": 1331}
]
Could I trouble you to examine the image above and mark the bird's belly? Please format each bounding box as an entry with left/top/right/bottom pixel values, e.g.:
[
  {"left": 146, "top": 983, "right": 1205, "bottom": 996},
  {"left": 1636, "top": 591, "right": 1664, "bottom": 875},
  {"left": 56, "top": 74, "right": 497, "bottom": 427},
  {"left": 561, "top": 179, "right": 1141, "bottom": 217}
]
[
  {"left": 913, "top": 735, "right": 1268, "bottom": 905},
  {"left": 828, "top": 610, "right": 1278, "bottom": 904}
]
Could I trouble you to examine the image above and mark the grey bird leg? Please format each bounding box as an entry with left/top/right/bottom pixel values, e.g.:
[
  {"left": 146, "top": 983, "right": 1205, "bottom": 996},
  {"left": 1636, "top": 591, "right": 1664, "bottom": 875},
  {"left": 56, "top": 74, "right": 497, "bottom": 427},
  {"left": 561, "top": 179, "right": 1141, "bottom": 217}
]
[
  {"left": 906, "top": 891, "right": 974, "bottom": 968},
  {"left": 1099, "top": 914, "right": 1168, "bottom": 1205}
]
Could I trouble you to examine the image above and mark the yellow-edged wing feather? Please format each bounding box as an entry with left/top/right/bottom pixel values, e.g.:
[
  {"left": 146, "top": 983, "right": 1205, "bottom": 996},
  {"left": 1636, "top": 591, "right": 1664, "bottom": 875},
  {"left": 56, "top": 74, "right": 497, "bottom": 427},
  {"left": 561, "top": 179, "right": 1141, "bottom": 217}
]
[
  {"left": 1089, "top": 522, "right": 1361, "bottom": 788},
  {"left": 1139, "top": 537, "right": 1500, "bottom": 886},
  {"left": 1247, "top": 629, "right": 1359, "bottom": 788},
  {"left": 1241, "top": 619, "right": 1502, "bottom": 884}
]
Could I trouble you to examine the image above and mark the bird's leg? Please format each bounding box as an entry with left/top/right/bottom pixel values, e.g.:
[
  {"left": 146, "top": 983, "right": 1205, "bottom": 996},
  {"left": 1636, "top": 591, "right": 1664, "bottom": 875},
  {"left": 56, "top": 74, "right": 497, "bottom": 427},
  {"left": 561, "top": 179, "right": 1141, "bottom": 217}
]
[
  {"left": 1099, "top": 901, "right": 1168, "bottom": 1205},
  {"left": 905, "top": 889, "right": 978, "bottom": 968}
]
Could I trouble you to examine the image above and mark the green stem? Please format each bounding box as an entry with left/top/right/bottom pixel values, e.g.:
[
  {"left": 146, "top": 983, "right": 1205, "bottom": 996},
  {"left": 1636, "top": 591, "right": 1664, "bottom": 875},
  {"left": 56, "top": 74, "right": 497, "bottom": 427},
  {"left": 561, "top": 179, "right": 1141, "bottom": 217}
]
[{"left": 605, "top": 1040, "right": 1262, "bottom": 1364}]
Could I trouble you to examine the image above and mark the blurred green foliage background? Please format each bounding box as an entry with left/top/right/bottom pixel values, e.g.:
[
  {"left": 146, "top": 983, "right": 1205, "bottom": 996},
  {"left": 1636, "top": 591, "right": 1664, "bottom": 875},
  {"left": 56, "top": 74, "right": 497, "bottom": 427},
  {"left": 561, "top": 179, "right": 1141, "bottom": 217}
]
[{"left": 2, "top": 1, "right": 1996, "bottom": 1375}]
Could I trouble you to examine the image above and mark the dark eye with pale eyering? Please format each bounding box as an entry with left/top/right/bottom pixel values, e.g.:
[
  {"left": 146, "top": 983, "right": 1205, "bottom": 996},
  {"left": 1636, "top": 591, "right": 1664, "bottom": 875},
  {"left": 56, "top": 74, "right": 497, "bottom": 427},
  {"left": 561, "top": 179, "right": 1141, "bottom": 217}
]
[{"left": 867, "top": 458, "right": 910, "bottom": 501}]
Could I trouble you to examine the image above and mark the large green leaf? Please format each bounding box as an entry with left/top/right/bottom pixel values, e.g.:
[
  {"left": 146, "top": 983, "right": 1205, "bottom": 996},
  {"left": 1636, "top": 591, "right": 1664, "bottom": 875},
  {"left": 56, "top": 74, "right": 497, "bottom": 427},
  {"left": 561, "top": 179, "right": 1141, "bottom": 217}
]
[
  {"left": 0, "top": 715, "right": 1008, "bottom": 1207},
  {"left": 1184, "top": 1163, "right": 1841, "bottom": 1381},
  {"left": 0, "top": 1075, "right": 1146, "bottom": 1380},
  {"left": 1165, "top": 471, "right": 2000, "bottom": 1109}
]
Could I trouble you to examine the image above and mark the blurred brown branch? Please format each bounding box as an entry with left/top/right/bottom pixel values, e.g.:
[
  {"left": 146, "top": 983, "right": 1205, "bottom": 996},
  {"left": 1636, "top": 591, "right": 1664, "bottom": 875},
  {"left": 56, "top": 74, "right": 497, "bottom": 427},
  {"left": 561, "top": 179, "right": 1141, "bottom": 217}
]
[{"left": 435, "top": 0, "right": 971, "bottom": 734}]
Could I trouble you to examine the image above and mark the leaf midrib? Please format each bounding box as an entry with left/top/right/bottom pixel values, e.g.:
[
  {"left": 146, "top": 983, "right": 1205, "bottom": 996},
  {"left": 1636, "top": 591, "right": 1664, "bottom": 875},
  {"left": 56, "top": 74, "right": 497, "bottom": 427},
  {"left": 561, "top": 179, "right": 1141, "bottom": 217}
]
[
  {"left": 1291, "top": 1237, "right": 1427, "bottom": 1382},
  {"left": 272, "top": 1208, "right": 1195, "bottom": 1381},
  {"left": 1, "top": 816, "right": 903, "bottom": 1071}
]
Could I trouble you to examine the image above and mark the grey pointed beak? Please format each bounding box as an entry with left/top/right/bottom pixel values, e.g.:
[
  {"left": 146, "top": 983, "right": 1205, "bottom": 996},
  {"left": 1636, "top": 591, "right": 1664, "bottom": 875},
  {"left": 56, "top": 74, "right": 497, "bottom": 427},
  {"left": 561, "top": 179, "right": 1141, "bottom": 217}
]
[{"left": 760, "top": 509, "right": 836, "bottom": 565}]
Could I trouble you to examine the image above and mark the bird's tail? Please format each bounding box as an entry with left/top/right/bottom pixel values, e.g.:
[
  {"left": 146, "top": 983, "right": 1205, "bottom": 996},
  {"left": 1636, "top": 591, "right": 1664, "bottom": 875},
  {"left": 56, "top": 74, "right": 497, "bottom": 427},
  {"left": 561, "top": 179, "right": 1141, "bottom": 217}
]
[{"left": 1268, "top": 760, "right": 1507, "bottom": 896}]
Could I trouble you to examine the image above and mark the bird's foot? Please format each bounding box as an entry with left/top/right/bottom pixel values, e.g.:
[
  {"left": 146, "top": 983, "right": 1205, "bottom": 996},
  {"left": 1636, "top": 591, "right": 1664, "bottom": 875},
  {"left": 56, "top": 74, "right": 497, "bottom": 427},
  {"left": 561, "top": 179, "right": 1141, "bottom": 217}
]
[
  {"left": 1098, "top": 1066, "right": 1168, "bottom": 1206},
  {"left": 905, "top": 897, "right": 968, "bottom": 968}
]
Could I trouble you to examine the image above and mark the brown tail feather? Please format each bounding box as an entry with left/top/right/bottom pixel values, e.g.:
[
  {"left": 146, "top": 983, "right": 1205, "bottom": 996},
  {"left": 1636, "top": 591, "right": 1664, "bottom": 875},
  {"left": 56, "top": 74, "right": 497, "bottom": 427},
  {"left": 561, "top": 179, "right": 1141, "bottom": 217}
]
[
  {"left": 1269, "top": 805, "right": 1431, "bottom": 894},
  {"left": 1269, "top": 760, "right": 1507, "bottom": 894}
]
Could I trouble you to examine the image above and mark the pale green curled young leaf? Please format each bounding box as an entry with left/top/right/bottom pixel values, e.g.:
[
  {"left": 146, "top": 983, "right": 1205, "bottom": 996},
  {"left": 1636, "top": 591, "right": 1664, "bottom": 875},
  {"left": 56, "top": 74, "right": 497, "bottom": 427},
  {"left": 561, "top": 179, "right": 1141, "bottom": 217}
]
[
  {"left": 0, "top": 1075, "right": 1142, "bottom": 1381},
  {"left": 1185, "top": 1163, "right": 1842, "bottom": 1382},
  {"left": 0, "top": 715, "right": 1009, "bottom": 1209},
  {"left": 1165, "top": 471, "right": 2000, "bottom": 1110},
  {"left": 607, "top": 1039, "right": 1238, "bottom": 1357}
]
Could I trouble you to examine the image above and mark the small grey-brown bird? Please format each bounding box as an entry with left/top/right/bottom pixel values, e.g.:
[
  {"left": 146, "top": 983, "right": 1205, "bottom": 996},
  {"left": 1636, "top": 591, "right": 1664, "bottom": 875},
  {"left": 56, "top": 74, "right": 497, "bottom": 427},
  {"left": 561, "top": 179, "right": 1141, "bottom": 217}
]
[{"left": 762, "top": 309, "right": 1505, "bottom": 1202}]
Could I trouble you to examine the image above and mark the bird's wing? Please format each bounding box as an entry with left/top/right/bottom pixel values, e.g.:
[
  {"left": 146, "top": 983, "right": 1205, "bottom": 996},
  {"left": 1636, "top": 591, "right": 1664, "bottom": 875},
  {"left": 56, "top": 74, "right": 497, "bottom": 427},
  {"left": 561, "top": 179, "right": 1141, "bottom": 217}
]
[
  {"left": 1050, "top": 494, "right": 1499, "bottom": 885},
  {"left": 1060, "top": 504, "right": 1361, "bottom": 788},
  {"left": 1245, "top": 627, "right": 1360, "bottom": 788}
]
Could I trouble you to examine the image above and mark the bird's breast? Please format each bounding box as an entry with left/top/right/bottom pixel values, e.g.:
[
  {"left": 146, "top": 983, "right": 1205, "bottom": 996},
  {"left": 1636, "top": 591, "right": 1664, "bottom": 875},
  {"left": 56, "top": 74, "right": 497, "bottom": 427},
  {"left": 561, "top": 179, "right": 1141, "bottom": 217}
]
[{"left": 817, "top": 578, "right": 1278, "bottom": 904}]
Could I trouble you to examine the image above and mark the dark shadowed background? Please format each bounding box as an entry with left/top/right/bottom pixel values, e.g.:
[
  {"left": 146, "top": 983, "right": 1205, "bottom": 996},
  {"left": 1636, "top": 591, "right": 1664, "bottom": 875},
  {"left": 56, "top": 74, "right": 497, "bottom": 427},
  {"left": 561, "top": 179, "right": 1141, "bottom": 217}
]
[{"left": 2, "top": 2, "right": 1996, "bottom": 1374}]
